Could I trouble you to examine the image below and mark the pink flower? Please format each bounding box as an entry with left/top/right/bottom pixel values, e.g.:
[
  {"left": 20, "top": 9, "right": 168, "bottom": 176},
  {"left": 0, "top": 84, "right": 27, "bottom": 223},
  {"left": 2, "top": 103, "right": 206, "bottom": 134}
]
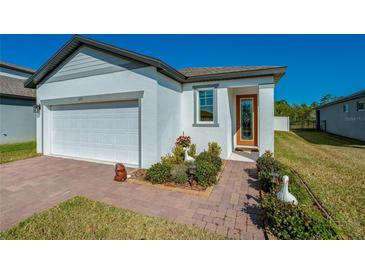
[{"left": 175, "top": 134, "right": 191, "bottom": 148}]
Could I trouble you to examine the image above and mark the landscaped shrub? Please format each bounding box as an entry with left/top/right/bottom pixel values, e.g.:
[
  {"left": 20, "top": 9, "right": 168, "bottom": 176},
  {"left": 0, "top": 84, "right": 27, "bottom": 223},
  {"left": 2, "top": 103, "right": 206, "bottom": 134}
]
[
  {"left": 257, "top": 155, "right": 342, "bottom": 239},
  {"left": 256, "top": 151, "right": 282, "bottom": 191},
  {"left": 195, "top": 160, "right": 218, "bottom": 188},
  {"left": 161, "top": 145, "right": 185, "bottom": 166},
  {"left": 171, "top": 164, "right": 189, "bottom": 184},
  {"left": 195, "top": 151, "right": 222, "bottom": 173},
  {"left": 208, "top": 142, "right": 221, "bottom": 157},
  {"left": 160, "top": 154, "right": 177, "bottom": 166},
  {"left": 188, "top": 143, "right": 196, "bottom": 158},
  {"left": 172, "top": 145, "right": 185, "bottom": 163},
  {"left": 262, "top": 194, "right": 340, "bottom": 240},
  {"left": 175, "top": 134, "right": 191, "bottom": 148},
  {"left": 145, "top": 162, "right": 171, "bottom": 184}
]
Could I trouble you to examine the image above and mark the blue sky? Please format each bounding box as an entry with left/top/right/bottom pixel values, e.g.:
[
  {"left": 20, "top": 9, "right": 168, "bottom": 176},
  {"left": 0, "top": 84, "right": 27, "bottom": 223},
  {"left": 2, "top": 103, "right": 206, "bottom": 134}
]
[{"left": 1, "top": 34, "right": 364, "bottom": 104}]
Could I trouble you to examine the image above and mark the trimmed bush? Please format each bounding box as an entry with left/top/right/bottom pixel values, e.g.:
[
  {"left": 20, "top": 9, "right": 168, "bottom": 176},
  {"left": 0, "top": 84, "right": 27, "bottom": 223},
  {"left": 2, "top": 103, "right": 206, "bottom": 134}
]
[
  {"left": 263, "top": 194, "right": 340, "bottom": 240},
  {"left": 195, "top": 151, "right": 222, "bottom": 173},
  {"left": 195, "top": 160, "right": 217, "bottom": 188},
  {"left": 208, "top": 142, "right": 221, "bottom": 157},
  {"left": 145, "top": 162, "right": 171, "bottom": 184},
  {"left": 256, "top": 151, "right": 282, "bottom": 191},
  {"left": 188, "top": 144, "right": 197, "bottom": 158},
  {"left": 171, "top": 164, "right": 189, "bottom": 184},
  {"left": 160, "top": 145, "right": 185, "bottom": 166},
  {"left": 161, "top": 154, "right": 177, "bottom": 167},
  {"left": 172, "top": 145, "right": 185, "bottom": 163}
]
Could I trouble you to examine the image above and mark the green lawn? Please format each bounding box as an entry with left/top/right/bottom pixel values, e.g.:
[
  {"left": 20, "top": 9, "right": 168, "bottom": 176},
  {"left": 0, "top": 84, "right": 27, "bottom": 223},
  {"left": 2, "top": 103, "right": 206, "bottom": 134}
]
[
  {"left": 0, "top": 141, "right": 40, "bottom": 164},
  {"left": 0, "top": 196, "right": 227, "bottom": 240},
  {"left": 275, "top": 130, "right": 365, "bottom": 239}
]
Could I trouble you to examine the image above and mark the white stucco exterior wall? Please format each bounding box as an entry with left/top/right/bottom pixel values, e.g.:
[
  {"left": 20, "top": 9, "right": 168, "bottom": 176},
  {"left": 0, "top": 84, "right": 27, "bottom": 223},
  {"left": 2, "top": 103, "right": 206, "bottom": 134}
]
[
  {"left": 258, "top": 84, "right": 275, "bottom": 155},
  {"left": 34, "top": 45, "right": 279, "bottom": 167},
  {"left": 181, "top": 84, "right": 231, "bottom": 158},
  {"left": 156, "top": 73, "right": 183, "bottom": 157},
  {"left": 36, "top": 65, "right": 160, "bottom": 168}
]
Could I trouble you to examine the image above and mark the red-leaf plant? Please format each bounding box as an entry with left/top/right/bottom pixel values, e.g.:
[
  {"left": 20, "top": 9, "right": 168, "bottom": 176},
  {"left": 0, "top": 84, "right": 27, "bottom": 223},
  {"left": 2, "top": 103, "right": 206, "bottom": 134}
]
[{"left": 175, "top": 132, "right": 191, "bottom": 148}]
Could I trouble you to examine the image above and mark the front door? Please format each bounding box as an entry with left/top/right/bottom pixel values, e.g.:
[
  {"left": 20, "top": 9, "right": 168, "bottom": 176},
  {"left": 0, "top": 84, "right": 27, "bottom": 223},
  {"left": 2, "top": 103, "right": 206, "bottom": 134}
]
[{"left": 236, "top": 94, "right": 258, "bottom": 147}]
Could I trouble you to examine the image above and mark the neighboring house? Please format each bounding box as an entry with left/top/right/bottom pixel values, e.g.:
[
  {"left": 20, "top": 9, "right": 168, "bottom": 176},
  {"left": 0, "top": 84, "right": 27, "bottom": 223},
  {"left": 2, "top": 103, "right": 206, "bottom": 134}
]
[
  {"left": 316, "top": 90, "right": 365, "bottom": 141},
  {"left": 25, "top": 35, "right": 287, "bottom": 168},
  {"left": 0, "top": 62, "right": 36, "bottom": 144}
]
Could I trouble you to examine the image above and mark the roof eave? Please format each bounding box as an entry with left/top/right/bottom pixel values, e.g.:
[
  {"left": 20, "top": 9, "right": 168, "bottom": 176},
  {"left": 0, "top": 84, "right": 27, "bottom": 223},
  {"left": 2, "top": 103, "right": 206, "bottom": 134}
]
[
  {"left": 183, "top": 67, "right": 287, "bottom": 83},
  {"left": 0, "top": 93, "right": 36, "bottom": 100},
  {"left": 315, "top": 91, "right": 365, "bottom": 109},
  {"left": 0, "top": 62, "right": 35, "bottom": 75}
]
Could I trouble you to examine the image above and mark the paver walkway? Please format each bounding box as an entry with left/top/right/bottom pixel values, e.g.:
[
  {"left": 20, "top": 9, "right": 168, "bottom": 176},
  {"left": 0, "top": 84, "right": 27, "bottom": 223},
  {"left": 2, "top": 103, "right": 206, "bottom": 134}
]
[{"left": 0, "top": 156, "right": 265, "bottom": 239}]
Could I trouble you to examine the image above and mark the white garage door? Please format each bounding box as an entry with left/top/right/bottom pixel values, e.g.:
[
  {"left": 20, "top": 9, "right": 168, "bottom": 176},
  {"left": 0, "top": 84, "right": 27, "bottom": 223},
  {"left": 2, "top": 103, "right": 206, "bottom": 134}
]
[{"left": 51, "top": 100, "right": 139, "bottom": 166}]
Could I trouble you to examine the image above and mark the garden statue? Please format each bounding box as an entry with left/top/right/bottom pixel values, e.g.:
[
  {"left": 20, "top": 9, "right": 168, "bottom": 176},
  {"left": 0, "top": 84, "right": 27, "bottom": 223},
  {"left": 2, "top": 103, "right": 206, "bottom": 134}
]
[
  {"left": 114, "top": 163, "right": 128, "bottom": 182},
  {"left": 183, "top": 147, "right": 195, "bottom": 162},
  {"left": 277, "top": 175, "right": 298, "bottom": 205}
]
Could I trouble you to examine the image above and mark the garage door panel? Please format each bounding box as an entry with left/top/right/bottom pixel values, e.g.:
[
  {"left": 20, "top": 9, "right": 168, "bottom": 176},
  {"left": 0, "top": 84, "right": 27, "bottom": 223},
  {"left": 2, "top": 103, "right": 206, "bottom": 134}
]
[{"left": 51, "top": 100, "right": 139, "bottom": 165}]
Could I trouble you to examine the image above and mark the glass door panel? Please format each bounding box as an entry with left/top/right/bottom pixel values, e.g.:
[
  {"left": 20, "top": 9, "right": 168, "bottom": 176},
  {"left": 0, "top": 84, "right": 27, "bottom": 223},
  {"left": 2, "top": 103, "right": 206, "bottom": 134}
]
[{"left": 240, "top": 98, "right": 253, "bottom": 140}]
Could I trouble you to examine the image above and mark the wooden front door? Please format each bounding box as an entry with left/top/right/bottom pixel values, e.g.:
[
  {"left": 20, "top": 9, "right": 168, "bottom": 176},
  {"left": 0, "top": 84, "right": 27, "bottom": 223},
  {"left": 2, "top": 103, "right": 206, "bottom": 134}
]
[{"left": 236, "top": 94, "right": 258, "bottom": 147}]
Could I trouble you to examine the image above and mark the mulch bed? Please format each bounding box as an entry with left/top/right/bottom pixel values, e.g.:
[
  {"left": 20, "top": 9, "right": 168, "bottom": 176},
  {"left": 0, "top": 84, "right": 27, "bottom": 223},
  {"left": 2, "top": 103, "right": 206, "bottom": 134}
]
[
  {"left": 128, "top": 169, "right": 207, "bottom": 191},
  {"left": 125, "top": 160, "right": 226, "bottom": 196}
]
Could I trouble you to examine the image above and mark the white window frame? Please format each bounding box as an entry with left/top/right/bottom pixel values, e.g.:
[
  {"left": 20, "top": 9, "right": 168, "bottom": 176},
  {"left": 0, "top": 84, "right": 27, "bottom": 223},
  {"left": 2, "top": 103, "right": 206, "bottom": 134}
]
[{"left": 192, "top": 84, "right": 219, "bottom": 127}]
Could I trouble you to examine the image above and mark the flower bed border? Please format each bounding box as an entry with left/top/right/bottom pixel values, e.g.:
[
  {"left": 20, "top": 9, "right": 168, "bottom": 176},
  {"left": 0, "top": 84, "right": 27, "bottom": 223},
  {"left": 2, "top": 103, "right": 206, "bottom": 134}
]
[{"left": 126, "top": 160, "right": 227, "bottom": 197}]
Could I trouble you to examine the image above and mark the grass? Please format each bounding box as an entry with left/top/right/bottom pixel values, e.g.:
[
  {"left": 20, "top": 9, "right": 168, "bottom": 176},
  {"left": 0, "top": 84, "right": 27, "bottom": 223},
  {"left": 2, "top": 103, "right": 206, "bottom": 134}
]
[
  {"left": 0, "top": 141, "right": 40, "bottom": 164},
  {"left": 275, "top": 130, "right": 365, "bottom": 239},
  {"left": 0, "top": 196, "right": 227, "bottom": 240}
]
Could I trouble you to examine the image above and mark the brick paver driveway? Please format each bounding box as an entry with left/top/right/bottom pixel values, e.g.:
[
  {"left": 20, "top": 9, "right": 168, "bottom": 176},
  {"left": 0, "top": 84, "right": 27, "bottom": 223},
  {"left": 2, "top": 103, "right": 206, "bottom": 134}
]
[{"left": 0, "top": 156, "right": 265, "bottom": 239}]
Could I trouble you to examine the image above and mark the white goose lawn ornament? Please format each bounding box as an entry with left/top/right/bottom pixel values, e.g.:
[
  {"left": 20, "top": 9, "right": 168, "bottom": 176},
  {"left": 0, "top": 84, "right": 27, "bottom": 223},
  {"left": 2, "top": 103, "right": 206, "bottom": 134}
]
[
  {"left": 277, "top": 175, "right": 298, "bottom": 205},
  {"left": 183, "top": 147, "right": 195, "bottom": 162}
]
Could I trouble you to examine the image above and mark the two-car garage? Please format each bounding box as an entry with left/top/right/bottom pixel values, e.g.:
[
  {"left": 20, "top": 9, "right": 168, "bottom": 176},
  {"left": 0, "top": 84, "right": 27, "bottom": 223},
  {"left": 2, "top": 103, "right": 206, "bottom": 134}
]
[{"left": 48, "top": 100, "right": 140, "bottom": 167}]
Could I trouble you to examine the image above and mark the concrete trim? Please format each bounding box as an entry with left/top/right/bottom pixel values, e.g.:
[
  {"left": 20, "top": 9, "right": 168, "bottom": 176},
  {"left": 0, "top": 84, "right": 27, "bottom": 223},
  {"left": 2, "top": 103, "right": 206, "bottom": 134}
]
[
  {"left": 138, "top": 98, "right": 142, "bottom": 168},
  {"left": 192, "top": 83, "right": 219, "bottom": 89},
  {"left": 192, "top": 123, "right": 220, "bottom": 127},
  {"left": 41, "top": 90, "right": 144, "bottom": 106}
]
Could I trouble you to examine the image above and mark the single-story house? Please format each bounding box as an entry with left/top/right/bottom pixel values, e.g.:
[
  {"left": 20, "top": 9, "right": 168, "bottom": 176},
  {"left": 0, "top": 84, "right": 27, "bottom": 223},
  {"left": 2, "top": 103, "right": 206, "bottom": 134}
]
[
  {"left": 25, "top": 35, "right": 287, "bottom": 168},
  {"left": 0, "top": 62, "right": 36, "bottom": 144},
  {"left": 315, "top": 90, "right": 365, "bottom": 141}
]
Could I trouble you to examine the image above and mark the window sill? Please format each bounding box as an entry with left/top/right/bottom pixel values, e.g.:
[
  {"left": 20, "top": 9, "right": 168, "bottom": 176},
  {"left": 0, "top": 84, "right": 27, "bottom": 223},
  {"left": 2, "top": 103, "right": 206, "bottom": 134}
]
[{"left": 192, "top": 123, "right": 220, "bottom": 127}]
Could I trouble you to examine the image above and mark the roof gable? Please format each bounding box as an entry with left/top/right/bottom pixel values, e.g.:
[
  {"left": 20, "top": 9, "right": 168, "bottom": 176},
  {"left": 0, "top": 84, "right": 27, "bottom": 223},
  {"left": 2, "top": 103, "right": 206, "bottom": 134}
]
[{"left": 43, "top": 45, "right": 147, "bottom": 84}]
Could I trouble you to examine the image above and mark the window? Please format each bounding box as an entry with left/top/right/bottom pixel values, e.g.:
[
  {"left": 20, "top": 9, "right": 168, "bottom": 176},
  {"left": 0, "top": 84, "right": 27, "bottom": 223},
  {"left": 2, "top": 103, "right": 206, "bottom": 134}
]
[
  {"left": 343, "top": 104, "right": 349, "bottom": 113},
  {"left": 198, "top": 89, "right": 214, "bottom": 122},
  {"left": 357, "top": 101, "right": 364, "bottom": 111},
  {"left": 193, "top": 85, "right": 218, "bottom": 127}
]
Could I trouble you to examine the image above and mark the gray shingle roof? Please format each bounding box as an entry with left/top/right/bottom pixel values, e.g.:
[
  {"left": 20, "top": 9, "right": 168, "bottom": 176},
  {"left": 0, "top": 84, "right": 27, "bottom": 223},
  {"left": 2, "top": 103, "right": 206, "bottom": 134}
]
[
  {"left": 178, "top": 66, "right": 282, "bottom": 77},
  {"left": 0, "top": 75, "right": 36, "bottom": 98}
]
